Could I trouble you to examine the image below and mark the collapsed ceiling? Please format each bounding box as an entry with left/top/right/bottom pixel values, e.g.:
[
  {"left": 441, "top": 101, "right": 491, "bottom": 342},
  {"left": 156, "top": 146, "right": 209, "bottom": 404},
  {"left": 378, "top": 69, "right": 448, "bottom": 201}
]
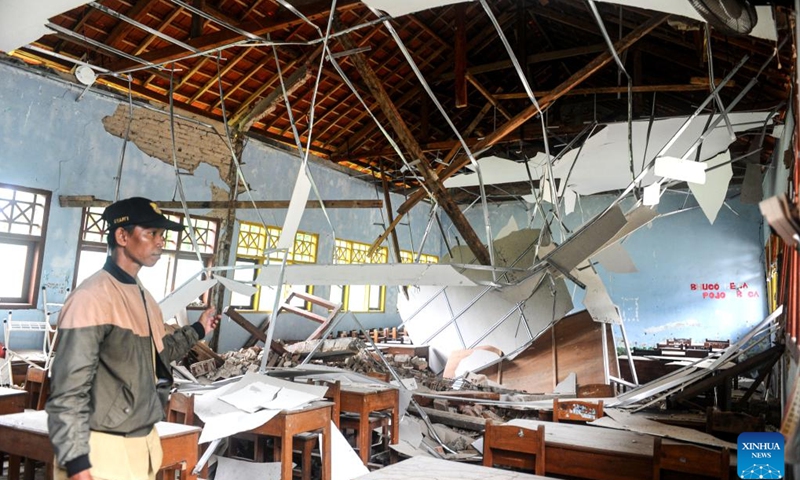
[{"left": 0, "top": 1, "right": 791, "bottom": 192}]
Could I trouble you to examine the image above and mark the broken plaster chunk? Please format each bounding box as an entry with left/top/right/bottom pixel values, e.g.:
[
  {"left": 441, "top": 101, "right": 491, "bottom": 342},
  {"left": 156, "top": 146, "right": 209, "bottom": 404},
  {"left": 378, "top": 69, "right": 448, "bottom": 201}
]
[{"left": 394, "top": 354, "right": 412, "bottom": 364}]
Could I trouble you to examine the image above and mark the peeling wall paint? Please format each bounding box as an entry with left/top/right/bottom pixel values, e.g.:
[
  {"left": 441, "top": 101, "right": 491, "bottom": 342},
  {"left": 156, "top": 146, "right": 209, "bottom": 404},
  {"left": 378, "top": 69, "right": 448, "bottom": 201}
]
[{"left": 0, "top": 62, "right": 441, "bottom": 351}]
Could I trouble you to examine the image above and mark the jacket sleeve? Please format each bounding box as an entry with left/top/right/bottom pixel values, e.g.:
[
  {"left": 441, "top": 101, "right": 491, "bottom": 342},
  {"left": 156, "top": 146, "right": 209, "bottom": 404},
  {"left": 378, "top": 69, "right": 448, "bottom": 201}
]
[
  {"left": 160, "top": 323, "right": 205, "bottom": 363},
  {"left": 46, "top": 323, "right": 108, "bottom": 476}
]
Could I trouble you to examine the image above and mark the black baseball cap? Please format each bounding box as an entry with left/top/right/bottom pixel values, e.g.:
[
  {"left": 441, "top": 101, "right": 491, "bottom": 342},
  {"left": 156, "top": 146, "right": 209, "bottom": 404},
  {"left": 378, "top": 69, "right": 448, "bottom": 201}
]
[{"left": 102, "top": 197, "right": 184, "bottom": 232}]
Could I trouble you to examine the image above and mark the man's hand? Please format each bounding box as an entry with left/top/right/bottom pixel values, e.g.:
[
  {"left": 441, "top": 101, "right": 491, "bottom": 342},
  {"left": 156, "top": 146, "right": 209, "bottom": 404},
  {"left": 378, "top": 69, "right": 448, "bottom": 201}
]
[
  {"left": 199, "top": 307, "right": 221, "bottom": 336},
  {"left": 70, "top": 470, "right": 93, "bottom": 480}
]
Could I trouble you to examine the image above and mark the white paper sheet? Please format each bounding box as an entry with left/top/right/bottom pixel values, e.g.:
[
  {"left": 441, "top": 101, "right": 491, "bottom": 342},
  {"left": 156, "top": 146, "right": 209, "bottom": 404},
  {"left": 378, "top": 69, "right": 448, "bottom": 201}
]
[
  {"left": 278, "top": 168, "right": 312, "bottom": 251},
  {"left": 159, "top": 278, "right": 218, "bottom": 320},
  {"left": 214, "top": 457, "right": 282, "bottom": 480},
  {"left": 194, "top": 372, "right": 327, "bottom": 443},
  {"left": 219, "top": 382, "right": 282, "bottom": 413}
]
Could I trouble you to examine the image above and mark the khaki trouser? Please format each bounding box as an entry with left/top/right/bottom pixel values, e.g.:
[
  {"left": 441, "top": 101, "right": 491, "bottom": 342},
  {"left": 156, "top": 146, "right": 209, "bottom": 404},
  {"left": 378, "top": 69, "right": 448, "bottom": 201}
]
[{"left": 54, "top": 428, "right": 162, "bottom": 480}]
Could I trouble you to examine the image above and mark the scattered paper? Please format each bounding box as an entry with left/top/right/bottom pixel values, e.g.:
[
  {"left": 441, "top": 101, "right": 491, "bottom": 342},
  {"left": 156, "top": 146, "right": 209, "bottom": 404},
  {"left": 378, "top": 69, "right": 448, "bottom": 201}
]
[
  {"left": 219, "top": 382, "right": 282, "bottom": 413},
  {"left": 214, "top": 456, "right": 282, "bottom": 480}
]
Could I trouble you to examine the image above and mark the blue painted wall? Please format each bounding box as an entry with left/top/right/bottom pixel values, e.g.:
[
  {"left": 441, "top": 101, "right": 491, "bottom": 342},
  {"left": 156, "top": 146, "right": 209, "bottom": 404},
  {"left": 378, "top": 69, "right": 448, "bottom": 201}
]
[
  {"left": 0, "top": 62, "right": 439, "bottom": 352},
  {"left": 455, "top": 190, "right": 768, "bottom": 349}
]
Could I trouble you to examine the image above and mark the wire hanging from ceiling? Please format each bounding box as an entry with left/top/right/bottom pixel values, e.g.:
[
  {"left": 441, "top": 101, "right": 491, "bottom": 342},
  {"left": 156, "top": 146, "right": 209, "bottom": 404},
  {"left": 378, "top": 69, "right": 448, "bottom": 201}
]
[
  {"left": 367, "top": 4, "right": 498, "bottom": 279},
  {"left": 113, "top": 75, "right": 134, "bottom": 201}
]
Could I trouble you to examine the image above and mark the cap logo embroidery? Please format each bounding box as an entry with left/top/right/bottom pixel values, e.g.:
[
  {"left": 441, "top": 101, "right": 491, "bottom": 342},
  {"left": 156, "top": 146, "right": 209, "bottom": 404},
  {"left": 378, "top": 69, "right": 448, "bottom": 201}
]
[
  {"left": 114, "top": 216, "right": 129, "bottom": 224},
  {"left": 150, "top": 202, "right": 162, "bottom": 214}
]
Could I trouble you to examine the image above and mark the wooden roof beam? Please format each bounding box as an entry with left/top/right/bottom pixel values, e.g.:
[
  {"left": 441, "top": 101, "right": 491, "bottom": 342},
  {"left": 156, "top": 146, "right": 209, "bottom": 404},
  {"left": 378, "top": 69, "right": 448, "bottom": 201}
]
[
  {"left": 363, "top": 13, "right": 668, "bottom": 256},
  {"left": 338, "top": 27, "right": 491, "bottom": 265}
]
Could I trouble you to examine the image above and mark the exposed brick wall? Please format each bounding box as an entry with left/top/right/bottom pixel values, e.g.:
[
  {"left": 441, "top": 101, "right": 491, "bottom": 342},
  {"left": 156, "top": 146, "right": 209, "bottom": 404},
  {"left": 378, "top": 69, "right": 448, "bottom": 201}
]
[{"left": 102, "top": 105, "right": 232, "bottom": 179}]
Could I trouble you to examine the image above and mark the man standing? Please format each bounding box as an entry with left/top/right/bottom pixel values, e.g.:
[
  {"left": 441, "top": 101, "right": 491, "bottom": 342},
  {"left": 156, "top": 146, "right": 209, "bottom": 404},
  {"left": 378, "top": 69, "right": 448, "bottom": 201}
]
[{"left": 47, "top": 197, "right": 220, "bottom": 480}]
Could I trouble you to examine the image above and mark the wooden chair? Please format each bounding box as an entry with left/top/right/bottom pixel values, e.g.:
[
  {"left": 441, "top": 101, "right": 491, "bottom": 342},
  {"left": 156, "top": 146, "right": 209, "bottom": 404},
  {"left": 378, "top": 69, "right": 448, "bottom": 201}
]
[
  {"left": 339, "top": 408, "right": 391, "bottom": 466},
  {"left": 552, "top": 398, "right": 603, "bottom": 423},
  {"left": 292, "top": 380, "right": 341, "bottom": 480},
  {"left": 653, "top": 437, "right": 730, "bottom": 480},
  {"left": 159, "top": 392, "right": 196, "bottom": 480},
  {"left": 482, "top": 421, "right": 545, "bottom": 475},
  {"left": 24, "top": 366, "right": 49, "bottom": 411},
  {"left": 16, "top": 367, "right": 50, "bottom": 480},
  {"left": 166, "top": 391, "right": 195, "bottom": 425}
]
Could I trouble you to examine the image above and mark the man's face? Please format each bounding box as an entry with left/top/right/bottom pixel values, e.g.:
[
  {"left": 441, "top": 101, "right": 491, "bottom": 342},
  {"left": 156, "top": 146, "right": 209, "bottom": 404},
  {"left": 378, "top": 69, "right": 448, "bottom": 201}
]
[{"left": 120, "top": 226, "right": 167, "bottom": 268}]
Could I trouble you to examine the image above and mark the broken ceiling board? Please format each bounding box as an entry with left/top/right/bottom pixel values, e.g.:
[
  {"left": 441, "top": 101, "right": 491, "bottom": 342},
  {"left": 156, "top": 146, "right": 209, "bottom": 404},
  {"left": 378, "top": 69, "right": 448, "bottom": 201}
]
[
  {"left": 398, "top": 277, "right": 572, "bottom": 374},
  {"left": 481, "top": 310, "right": 617, "bottom": 394},
  {"left": 254, "top": 263, "right": 477, "bottom": 287},
  {"left": 444, "top": 228, "right": 547, "bottom": 285},
  {"left": 543, "top": 204, "right": 627, "bottom": 274},
  {"left": 689, "top": 150, "right": 733, "bottom": 224},
  {"left": 593, "top": 243, "right": 637, "bottom": 274},
  {"left": 442, "top": 346, "right": 503, "bottom": 379},
  {"left": 445, "top": 113, "right": 773, "bottom": 196},
  {"left": 444, "top": 154, "right": 550, "bottom": 189},
  {"left": 362, "top": 0, "right": 471, "bottom": 18},
  {"left": 740, "top": 163, "right": 764, "bottom": 205},
  {"left": 597, "top": 408, "right": 736, "bottom": 450},
  {"left": 599, "top": 205, "right": 659, "bottom": 251},
  {"left": 0, "top": 1, "right": 90, "bottom": 52},
  {"left": 595, "top": 0, "right": 777, "bottom": 41},
  {"left": 159, "top": 278, "right": 218, "bottom": 320},
  {"left": 278, "top": 168, "right": 312, "bottom": 251},
  {"left": 574, "top": 266, "right": 622, "bottom": 324}
]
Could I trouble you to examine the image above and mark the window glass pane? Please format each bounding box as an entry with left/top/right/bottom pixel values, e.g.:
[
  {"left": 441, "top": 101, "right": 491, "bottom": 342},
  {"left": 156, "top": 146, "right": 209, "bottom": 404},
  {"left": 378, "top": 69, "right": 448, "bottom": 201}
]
[
  {"left": 368, "top": 286, "right": 381, "bottom": 310},
  {"left": 257, "top": 286, "right": 278, "bottom": 312},
  {"left": 349, "top": 285, "right": 367, "bottom": 312},
  {"left": 231, "top": 260, "right": 258, "bottom": 308},
  {"left": 329, "top": 285, "right": 344, "bottom": 304},
  {"left": 138, "top": 255, "right": 173, "bottom": 301},
  {"left": 75, "top": 250, "right": 108, "bottom": 287},
  {"left": 0, "top": 243, "right": 28, "bottom": 298}
]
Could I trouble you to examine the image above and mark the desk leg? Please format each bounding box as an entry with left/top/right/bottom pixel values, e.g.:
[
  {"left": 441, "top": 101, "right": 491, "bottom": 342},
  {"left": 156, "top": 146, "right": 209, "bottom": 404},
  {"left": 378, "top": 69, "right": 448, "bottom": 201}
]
[
  {"left": 8, "top": 455, "right": 20, "bottom": 480},
  {"left": 391, "top": 404, "right": 399, "bottom": 445},
  {"left": 322, "top": 424, "right": 331, "bottom": 480},
  {"left": 358, "top": 413, "right": 369, "bottom": 465},
  {"left": 281, "top": 432, "right": 292, "bottom": 480}
]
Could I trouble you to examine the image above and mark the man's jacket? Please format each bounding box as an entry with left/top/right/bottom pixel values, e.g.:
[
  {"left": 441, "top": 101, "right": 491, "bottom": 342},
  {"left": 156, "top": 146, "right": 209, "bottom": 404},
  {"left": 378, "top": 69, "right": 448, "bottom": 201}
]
[{"left": 46, "top": 259, "right": 205, "bottom": 476}]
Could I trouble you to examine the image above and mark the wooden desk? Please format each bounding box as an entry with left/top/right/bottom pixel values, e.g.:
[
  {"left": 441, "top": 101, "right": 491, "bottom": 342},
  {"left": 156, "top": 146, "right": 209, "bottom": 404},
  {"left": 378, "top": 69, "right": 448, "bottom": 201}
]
[
  {"left": 506, "top": 419, "right": 736, "bottom": 480},
  {"left": 0, "top": 387, "right": 25, "bottom": 415},
  {"left": 245, "top": 401, "right": 332, "bottom": 480},
  {"left": 0, "top": 410, "right": 201, "bottom": 480},
  {"left": 353, "top": 455, "right": 558, "bottom": 479},
  {"left": 339, "top": 385, "right": 399, "bottom": 464}
]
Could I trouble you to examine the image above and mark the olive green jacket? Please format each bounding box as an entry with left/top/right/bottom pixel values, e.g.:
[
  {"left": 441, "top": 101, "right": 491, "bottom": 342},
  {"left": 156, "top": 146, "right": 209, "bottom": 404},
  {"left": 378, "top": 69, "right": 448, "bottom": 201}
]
[{"left": 46, "top": 259, "right": 205, "bottom": 476}]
